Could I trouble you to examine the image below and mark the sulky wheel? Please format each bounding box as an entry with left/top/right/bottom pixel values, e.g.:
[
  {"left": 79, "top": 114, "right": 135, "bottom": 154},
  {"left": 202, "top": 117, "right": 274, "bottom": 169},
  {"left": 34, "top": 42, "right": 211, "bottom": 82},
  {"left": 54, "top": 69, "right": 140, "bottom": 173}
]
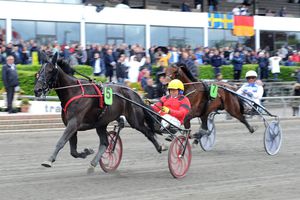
[
  {"left": 200, "top": 114, "right": 216, "bottom": 151},
  {"left": 168, "top": 135, "right": 192, "bottom": 179},
  {"left": 99, "top": 131, "right": 123, "bottom": 173},
  {"left": 264, "top": 121, "right": 282, "bottom": 156}
]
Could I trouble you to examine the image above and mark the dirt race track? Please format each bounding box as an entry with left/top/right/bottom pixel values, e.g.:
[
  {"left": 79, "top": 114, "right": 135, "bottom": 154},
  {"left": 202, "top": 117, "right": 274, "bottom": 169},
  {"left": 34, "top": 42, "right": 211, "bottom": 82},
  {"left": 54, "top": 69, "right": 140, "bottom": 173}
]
[{"left": 1, "top": 117, "right": 300, "bottom": 200}]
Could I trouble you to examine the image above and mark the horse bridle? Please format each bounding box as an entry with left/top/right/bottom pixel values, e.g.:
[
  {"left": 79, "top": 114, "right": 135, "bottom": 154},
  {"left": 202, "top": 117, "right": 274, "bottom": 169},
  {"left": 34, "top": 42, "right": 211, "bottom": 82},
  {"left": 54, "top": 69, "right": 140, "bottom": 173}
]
[
  {"left": 37, "top": 62, "right": 59, "bottom": 95},
  {"left": 166, "top": 66, "right": 179, "bottom": 81}
]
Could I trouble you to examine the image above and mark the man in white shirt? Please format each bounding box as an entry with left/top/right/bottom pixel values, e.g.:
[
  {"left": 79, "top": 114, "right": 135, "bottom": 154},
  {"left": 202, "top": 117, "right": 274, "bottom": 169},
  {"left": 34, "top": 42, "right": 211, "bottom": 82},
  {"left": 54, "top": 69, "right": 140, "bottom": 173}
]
[
  {"left": 237, "top": 70, "right": 264, "bottom": 105},
  {"left": 269, "top": 54, "right": 282, "bottom": 80}
]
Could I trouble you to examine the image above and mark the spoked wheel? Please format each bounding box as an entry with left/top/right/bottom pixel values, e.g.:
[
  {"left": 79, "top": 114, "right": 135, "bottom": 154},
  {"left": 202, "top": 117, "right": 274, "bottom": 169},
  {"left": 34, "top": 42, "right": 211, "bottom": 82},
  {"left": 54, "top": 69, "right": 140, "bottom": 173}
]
[
  {"left": 200, "top": 114, "right": 216, "bottom": 151},
  {"left": 264, "top": 121, "right": 282, "bottom": 155},
  {"left": 99, "top": 131, "right": 123, "bottom": 173},
  {"left": 168, "top": 135, "right": 192, "bottom": 179}
]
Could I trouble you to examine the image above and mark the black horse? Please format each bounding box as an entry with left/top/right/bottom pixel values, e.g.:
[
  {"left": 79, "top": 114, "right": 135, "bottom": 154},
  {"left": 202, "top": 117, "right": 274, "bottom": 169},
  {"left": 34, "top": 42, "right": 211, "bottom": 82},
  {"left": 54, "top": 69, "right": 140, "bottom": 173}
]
[{"left": 34, "top": 53, "right": 163, "bottom": 172}]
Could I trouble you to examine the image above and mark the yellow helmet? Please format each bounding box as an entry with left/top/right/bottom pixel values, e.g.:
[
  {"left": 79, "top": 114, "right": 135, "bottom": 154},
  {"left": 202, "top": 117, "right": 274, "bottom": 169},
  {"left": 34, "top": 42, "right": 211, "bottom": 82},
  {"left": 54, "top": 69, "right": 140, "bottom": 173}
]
[{"left": 167, "top": 79, "right": 184, "bottom": 91}]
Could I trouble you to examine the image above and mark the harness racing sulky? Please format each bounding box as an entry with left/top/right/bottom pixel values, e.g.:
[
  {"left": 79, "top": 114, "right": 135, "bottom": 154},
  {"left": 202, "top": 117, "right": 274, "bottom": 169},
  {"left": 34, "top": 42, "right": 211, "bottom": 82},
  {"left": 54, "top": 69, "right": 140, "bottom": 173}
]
[
  {"left": 34, "top": 52, "right": 192, "bottom": 178},
  {"left": 165, "top": 64, "right": 282, "bottom": 156}
]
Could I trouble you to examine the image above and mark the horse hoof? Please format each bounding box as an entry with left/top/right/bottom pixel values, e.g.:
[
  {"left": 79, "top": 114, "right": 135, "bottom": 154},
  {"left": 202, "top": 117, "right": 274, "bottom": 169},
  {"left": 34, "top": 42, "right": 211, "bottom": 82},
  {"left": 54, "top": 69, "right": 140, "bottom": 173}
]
[
  {"left": 192, "top": 139, "right": 199, "bottom": 148},
  {"left": 87, "top": 164, "right": 95, "bottom": 174},
  {"left": 84, "top": 148, "right": 94, "bottom": 155},
  {"left": 161, "top": 144, "right": 168, "bottom": 152},
  {"left": 41, "top": 161, "right": 52, "bottom": 168}
]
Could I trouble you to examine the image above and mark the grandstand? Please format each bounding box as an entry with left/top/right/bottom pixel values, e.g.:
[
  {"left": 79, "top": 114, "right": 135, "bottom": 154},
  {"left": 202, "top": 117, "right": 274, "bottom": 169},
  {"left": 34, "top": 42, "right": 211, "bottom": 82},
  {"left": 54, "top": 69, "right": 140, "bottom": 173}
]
[{"left": 86, "top": 0, "right": 300, "bottom": 17}]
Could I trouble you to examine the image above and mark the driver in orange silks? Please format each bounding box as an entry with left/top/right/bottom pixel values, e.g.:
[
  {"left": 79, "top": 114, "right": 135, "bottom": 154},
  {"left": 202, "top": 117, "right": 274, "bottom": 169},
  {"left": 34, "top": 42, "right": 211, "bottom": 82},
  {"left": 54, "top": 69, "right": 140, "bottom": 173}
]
[{"left": 151, "top": 79, "right": 191, "bottom": 130}]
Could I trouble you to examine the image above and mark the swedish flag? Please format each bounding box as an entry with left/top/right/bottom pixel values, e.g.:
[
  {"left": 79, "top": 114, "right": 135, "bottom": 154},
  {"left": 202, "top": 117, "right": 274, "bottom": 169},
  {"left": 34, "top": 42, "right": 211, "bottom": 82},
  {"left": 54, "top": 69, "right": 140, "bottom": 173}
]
[{"left": 208, "top": 13, "right": 233, "bottom": 29}]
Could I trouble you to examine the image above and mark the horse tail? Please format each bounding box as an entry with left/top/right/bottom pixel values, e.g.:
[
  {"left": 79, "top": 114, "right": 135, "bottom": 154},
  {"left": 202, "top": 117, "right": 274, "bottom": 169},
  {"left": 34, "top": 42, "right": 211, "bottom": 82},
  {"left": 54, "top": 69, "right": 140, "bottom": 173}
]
[
  {"left": 238, "top": 96, "right": 245, "bottom": 114},
  {"left": 143, "top": 103, "right": 156, "bottom": 132}
]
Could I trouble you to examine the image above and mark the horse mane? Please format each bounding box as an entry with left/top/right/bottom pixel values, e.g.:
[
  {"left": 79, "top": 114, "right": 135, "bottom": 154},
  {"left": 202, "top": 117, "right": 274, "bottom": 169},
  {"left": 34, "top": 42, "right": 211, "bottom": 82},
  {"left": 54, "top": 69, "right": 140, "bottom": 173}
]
[
  {"left": 57, "top": 58, "right": 75, "bottom": 76},
  {"left": 178, "top": 64, "right": 198, "bottom": 82}
]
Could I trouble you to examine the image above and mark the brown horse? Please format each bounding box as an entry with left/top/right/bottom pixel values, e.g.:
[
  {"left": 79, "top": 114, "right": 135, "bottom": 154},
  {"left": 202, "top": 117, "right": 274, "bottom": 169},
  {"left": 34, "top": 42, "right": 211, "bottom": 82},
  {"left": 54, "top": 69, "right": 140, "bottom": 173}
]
[
  {"left": 165, "top": 64, "right": 210, "bottom": 132},
  {"left": 165, "top": 64, "right": 255, "bottom": 136}
]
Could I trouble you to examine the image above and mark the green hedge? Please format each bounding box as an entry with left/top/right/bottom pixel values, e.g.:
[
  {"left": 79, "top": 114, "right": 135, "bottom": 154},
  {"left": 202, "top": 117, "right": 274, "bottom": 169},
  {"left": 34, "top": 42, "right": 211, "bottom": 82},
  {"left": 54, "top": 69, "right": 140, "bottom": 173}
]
[
  {"left": 0, "top": 64, "right": 106, "bottom": 95},
  {"left": 199, "top": 64, "right": 300, "bottom": 81},
  {"left": 0, "top": 64, "right": 299, "bottom": 95}
]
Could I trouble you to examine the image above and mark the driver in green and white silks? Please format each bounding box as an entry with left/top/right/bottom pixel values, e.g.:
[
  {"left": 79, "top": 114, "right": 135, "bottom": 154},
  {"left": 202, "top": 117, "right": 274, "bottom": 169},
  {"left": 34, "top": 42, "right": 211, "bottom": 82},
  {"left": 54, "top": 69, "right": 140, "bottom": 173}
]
[{"left": 237, "top": 70, "right": 264, "bottom": 105}]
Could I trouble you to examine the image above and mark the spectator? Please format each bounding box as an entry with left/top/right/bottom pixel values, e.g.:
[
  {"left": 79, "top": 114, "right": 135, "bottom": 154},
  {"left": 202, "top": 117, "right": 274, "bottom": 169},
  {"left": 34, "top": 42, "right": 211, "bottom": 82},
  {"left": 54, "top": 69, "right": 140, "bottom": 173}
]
[
  {"left": 210, "top": 50, "right": 222, "bottom": 77},
  {"left": 291, "top": 83, "right": 300, "bottom": 116},
  {"left": 232, "top": 51, "right": 244, "bottom": 80},
  {"left": 278, "top": 45, "right": 288, "bottom": 61},
  {"left": 142, "top": 56, "right": 153, "bottom": 72},
  {"left": 104, "top": 49, "right": 116, "bottom": 82},
  {"left": 257, "top": 52, "right": 269, "bottom": 80},
  {"left": 116, "top": 54, "right": 128, "bottom": 84},
  {"left": 277, "top": 6, "right": 287, "bottom": 17},
  {"left": 156, "top": 72, "right": 167, "bottom": 98},
  {"left": 91, "top": 52, "right": 105, "bottom": 76},
  {"left": 240, "top": 4, "right": 249, "bottom": 15},
  {"left": 69, "top": 51, "right": 79, "bottom": 66},
  {"left": 202, "top": 47, "right": 211, "bottom": 64},
  {"left": 127, "top": 55, "right": 142, "bottom": 83},
  {"left": 284, "top": 56, "right": 295, "bottom": 66},
  {"left": 291, "top": 50, "right": 300, "bottom": 62},
  {"left": 194, "top": 47, "right": 204, "bottom": 65},
  {"left": 141, "top": 69, "right": 151, "bottom": 89},
  {"left": 195, "top": 0, "right": 203, "bottom": 11},
  {"left": 268, "top": 53, "right": 282, "bottom": 80},
  {"left": 21, "top": 46, "right": 29, "bottom": 64},
  {"left": 168, "top": 47, "right": 180, "bottom": 64},
  {"left": 232, "top": 5, "right": 241, "bottom": 15},
  {"left": 144, "top": 78, "right": 156, "bottom": 99},
  {"left": 0, "top": 47, "right": 5, "bottom": 64},
  {"left": 77, "top": 45, "right": 87, "bottom": 65},
  {"left": 208, "top": 0, "right": 218, "bottom": 12},
  {"left": 2, "top": 56, "right": 19, "bottom": 113},
  {"left": 181, "top": 0, "right": 191, "bottom": 12}
]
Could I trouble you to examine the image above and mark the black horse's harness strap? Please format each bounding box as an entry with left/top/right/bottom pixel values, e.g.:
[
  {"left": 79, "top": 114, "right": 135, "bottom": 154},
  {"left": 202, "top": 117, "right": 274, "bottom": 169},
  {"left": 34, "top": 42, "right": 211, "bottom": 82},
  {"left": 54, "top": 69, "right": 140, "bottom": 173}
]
[{"left": 63, "top": 80, "right": 104, "bottom": 114}]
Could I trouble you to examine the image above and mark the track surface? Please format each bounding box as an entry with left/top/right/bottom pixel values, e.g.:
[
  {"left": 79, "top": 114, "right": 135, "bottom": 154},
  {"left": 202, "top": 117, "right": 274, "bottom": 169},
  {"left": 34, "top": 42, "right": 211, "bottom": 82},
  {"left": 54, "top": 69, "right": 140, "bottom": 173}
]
[{"left": 1, "top": 118, "right": 300, "bottom": 200}]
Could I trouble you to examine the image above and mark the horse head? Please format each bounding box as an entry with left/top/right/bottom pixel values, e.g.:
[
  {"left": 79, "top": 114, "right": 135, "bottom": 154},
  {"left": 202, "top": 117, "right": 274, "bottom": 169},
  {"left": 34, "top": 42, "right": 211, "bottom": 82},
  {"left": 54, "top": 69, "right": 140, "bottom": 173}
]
[
  {"left": 165, "top": 64, "right": 180, "bottom": 82},
  {"left": 34, "top": 52, "right": 59, "bottom": 97},
  {"left": 165, "top": 63, "right": 195, "bottom": 83}
]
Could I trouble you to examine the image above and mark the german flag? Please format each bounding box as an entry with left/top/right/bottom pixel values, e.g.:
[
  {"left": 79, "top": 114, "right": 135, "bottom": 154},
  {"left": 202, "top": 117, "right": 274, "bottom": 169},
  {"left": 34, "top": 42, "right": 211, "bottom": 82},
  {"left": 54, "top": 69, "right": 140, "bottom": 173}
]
[{"left": 233, "top": 16, "right": 254, "bottom": 37}]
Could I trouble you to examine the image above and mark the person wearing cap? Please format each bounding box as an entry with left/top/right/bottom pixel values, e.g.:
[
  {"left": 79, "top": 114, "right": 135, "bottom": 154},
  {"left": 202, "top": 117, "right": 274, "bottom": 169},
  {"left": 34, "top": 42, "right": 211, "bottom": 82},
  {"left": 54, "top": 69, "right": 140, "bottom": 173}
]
[
  {"left": 151, "top": 79, "right": 191, "bottom": 131},
  {"left": 237, "top": 70, "right": 264, "bottom": 105}
]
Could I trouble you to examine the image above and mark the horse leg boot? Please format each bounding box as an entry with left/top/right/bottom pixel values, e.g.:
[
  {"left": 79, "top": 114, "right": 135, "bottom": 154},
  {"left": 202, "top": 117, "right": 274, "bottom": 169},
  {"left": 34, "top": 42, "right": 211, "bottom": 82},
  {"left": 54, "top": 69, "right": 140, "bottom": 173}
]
[
  {"left": 138, "top": 126, "right": 165, "bottom": 153},
  {"left": 239, "top": 117, "right": 255, "bottom": 133},
  {"left": 127, "top": 114, "right": 165, "bottom": 153},
  {"left": 69, "top": 132, "right": 94, "bottom": 159},
  {"left": 42, "top": 120, "right": 78, "bottom": 167},
  {"left": 87, "top": 127, "right": 108, "bottom": 174}
]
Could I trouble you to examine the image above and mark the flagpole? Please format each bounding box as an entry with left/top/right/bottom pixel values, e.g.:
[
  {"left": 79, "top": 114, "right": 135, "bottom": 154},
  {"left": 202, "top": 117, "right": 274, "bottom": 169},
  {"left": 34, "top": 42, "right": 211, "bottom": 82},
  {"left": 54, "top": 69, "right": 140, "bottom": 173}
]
[{"left": 252, "top": 0, "right": 256, "bottom": 15}]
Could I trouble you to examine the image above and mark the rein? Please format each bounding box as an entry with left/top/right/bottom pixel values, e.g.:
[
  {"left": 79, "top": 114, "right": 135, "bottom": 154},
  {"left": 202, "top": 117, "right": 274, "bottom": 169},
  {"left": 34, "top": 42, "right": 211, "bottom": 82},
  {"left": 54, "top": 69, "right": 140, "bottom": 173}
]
[{"left": 183, "top": 81, "right": 207, "bottom": 92}]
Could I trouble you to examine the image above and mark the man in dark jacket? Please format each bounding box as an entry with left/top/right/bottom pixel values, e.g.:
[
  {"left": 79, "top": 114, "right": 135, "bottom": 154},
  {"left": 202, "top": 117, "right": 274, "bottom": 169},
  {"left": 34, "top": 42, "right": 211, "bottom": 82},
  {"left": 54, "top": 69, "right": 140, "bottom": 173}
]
[
  {"left": 232, "top": 51, "right": 244, "bottom": 80},
  {"left": 210, "top": 50, "right": 223, "bottom": 77},
  {"left": 257, "top": 52, "right": 269, "bottom": 80},
  {"left": 104, "top": 49, "right": 116, "bottom": 82},
  {"left": 2, "top": 56, "right": 19, "bottom": 113}
]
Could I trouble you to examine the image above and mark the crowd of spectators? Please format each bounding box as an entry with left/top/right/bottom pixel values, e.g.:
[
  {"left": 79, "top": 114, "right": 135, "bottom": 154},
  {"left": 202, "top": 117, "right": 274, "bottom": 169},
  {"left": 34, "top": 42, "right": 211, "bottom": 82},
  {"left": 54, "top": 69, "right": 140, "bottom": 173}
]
[{"left": 1, "top": 38, "right": 300, "bottom": 98}]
